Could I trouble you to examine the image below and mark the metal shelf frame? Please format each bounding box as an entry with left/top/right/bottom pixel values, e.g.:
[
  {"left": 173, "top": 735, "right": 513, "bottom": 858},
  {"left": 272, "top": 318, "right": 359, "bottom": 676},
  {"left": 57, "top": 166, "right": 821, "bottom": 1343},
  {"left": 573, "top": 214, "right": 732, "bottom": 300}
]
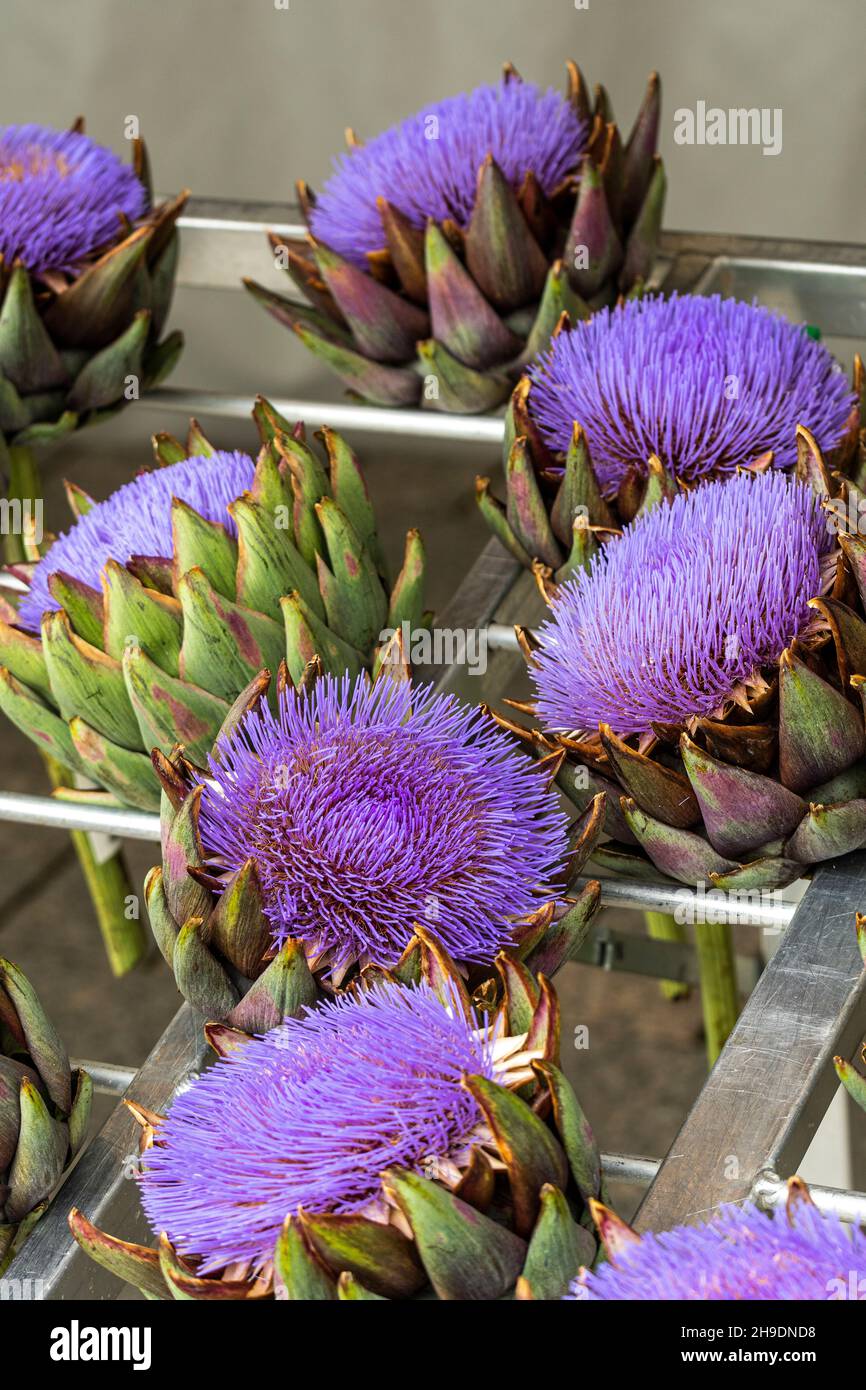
[{"left": 4, "top": 207, "right": 866, "bottom": 1296}]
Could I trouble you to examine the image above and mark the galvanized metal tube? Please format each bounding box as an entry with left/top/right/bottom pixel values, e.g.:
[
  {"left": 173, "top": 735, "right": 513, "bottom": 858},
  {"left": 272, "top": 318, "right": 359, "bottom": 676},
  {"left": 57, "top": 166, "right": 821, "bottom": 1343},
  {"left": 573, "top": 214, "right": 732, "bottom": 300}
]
[
  {"left": 0, "top": 791, "right": 160, "bottom": 841},
  {"left": 600, "top": 1154, "right": 660, "bottom": 1188},
  {"left": 71, "top": 1060, "right": 137, "bottom": 1097},
  {"left": 752, "top": 1170, "right": 866, "bottom": 1225},
  {"left": 140, "top": 386, "right": 507, "bottom": 444}
]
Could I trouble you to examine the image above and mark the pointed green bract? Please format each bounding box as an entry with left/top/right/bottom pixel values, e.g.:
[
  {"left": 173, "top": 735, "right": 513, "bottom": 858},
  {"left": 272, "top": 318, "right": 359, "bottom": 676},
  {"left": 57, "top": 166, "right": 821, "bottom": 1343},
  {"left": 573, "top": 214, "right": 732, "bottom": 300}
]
[
  {"left": 178, "top": 568, "right": 285, "bottom": 701},
  {"left": 69, "top": 718, "right": 161, "bottom": 811},
  {"left": 281, "top": 592, "right": 365, "bottom": 683},
  {"left": 172, "top": 498, "right": 238, "bottom": 602},
  {"left": 123, "top": 643, "right": 229, "bottom": 763},
  {"left": 521, "top": 1183, "right": 596, "bottom": 1300},
  {"left": 778, "top": 650, "right": 866, "bottom": 793},
  {"left": 42, "top": 610, "right": 141, "bottom": 749},
  {"left": 47, "top": 572, "right": 104, "bottom": 648},
  {"left": 68, "top": 1210, "right": 168, "bottom": 1302},
  {"left": 680, "top": 734, "right": 806, "bottom": 860},
  {"left": 173, "top": 918, "right": 240, "bottom": 1020},
  {"left": 226, "top": 940, "right": 318, "bottom": 1034},
  {"left": 102, "top": 559, "right": 182, "bottom": 673},
  {"left": 384, "top": 1167, "right": 526, "bottom": 1301},
  {"left": 299, "top": 1208, "right": 426, "bottom": 1300},
  {"left": 533, "top": 1059, "right": 602, "bottom": 1204},
  {"left": 5, "top": 1079, "right": 67, "bottom": 1224},
  {"left": 231, "top": 495, "right": 324, "bottom": 622},
  {"left": 274, "top": 1219, "right": 337, "bottom": 1301},
  {"left": 506, "top": 435, "right": 561, "bottom": 568},
  {"left": 463, "top": 1072, "right": 569, "bottom": 1236}
]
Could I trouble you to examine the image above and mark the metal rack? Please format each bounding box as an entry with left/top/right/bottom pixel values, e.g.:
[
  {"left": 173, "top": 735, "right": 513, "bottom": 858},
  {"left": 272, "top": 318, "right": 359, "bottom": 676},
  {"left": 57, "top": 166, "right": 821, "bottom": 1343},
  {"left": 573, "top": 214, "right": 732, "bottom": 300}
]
[{"left": 4, "top": 206, "right": 866, "bottom": 1297}]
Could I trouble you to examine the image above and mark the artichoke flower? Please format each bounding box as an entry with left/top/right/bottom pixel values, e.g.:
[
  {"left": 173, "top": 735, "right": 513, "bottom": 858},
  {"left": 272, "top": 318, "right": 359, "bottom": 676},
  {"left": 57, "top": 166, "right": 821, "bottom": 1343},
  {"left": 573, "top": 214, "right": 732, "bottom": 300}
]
[
  {"left": 245, "top": 64, "right": 665, "bottom": 413},
  {"left": 147, "top": 666, "right": 601, "bottom": 1032},
  {"left": 478, "top": 293, "right": 858, "bottom": 578},
  {"left": 516, "top": 466, "right": 866, "bottom": 890},
  {"left": 569, "top": 1181, "right": 866, "bottom": 1300},
  {"left": 0, "top": 958, "right": 91, "bottom": 1272},
  {"left": 0, "top": 120, "right": 184, "bottom": 452},
  {"left": 0, "top": 399, "right": 426, "bottom": 811},
  {"left": 70, "top": 973, "right": 604, "bottom": 1300}
]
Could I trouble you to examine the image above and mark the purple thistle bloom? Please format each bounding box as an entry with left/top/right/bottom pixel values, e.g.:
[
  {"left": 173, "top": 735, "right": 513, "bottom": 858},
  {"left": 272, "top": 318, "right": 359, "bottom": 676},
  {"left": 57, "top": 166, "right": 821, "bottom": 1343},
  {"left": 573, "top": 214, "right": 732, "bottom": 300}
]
[
  {"left": 18, "top": 451, "right": 255, "bottom": 633},
  {"left": 528, "top": 294, "right": 855, "bottom": 496},
  {"left": 568, "top": 1202, "right": 866, "bottom": 1300},
  {"left": 310, "top": 79, "right": 587, "bottom": 267},
  {"left": 532, "top": 471, "right": 833, "bottom": 738},
  {"left": 0, "top": 124, "right": 147, "bottom": 275},
  {"left": 198, "top": 673, "right": 568, "bottom": 969},
  {"left": 140, "top": 980, "right": 497, "bottom": 1273}
]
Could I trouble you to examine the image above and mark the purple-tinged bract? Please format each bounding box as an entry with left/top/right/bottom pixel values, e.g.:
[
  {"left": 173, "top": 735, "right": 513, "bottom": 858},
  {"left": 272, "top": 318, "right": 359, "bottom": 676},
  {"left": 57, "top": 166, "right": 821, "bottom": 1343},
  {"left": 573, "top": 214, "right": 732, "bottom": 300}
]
[
  {"left": 532, "top": 471, "right": 833, "bottom": 738},
  {"left": 310, "top": 79, "right": 587, "bottom": 267},
  {"left": 198, "top": 674, "right": 568, "bottom": 968},
  {"left": 140, "top": 981, "right": 496, "bottom": 1272},
  {"left": 528, "top": 294, "right": 855, "bottom": 496},
  {"left": 568, "top": 1202, "right": 866, "bottom": 1300},
  {"left": 0, "top": 124, "right": 147, "bottom": 275},
  {"left": 18, "top": 451, "right": 255, "bottom": 632}
]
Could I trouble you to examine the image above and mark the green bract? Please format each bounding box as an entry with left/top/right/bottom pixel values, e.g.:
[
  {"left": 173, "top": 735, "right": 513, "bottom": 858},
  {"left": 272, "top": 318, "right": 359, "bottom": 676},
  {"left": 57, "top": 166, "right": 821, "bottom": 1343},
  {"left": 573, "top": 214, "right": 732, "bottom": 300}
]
[{"left": 0, "top": 958, "right": 91, "bottom": 1273}]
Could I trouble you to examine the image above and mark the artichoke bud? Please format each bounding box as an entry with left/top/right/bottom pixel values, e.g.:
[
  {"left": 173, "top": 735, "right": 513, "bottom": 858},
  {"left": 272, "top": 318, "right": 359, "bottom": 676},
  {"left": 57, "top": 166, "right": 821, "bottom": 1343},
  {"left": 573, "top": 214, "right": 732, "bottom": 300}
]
[{"left": 0, "top": 959, "right": 89, "bottom": 1259}]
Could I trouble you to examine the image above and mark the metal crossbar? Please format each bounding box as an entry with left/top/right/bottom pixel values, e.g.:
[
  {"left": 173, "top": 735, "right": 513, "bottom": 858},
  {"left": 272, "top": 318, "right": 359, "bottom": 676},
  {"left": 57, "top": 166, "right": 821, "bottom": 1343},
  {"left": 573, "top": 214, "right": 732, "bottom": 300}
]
[{"left": 4, "top": 210, "right": 866, "bottom": 1295}]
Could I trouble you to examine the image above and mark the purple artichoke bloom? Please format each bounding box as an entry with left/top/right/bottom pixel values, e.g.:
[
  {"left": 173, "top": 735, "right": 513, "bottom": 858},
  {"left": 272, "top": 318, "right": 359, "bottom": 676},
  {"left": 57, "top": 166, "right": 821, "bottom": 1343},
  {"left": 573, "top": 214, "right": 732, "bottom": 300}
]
[
  {"left": 140, "top": 980, "right": 499, "bottom": 1272},
  {"left": 528, "top": 294, "right": 855, "bottom": 496},
  {"left": 0, "top": 124, "right": 147, "bottom": 275},
  {"left": 17, "top": 451, "right": 255, "bottom": 633},
  {"left": 532, "top": 470, "right": 834, "bottom": 738},
  {"left": 569, "top": 1202, "right": 866, "bottom": 1300},
  {"left": 309, "top": 79, "right": 587, "bottom": 267},
  {"left": 198, "top": 673, "right": 568, "bottom": 969}
]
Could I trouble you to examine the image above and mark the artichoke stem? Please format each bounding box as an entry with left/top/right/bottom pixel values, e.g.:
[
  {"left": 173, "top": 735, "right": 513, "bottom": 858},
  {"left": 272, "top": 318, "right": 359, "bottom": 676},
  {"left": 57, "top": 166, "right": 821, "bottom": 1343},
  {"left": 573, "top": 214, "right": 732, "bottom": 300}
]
[
  {"left": 3, "top": 445, "right": 42, "bottom": 565},
  {"left": 643, "top": 911, "right": 690, "bottom": 1001},
  {"left": 694, "top": 921, "right": 739, "bottom": 1067},
  {"left": 43, "top": 755, "right": 147, "bottom": 977}
]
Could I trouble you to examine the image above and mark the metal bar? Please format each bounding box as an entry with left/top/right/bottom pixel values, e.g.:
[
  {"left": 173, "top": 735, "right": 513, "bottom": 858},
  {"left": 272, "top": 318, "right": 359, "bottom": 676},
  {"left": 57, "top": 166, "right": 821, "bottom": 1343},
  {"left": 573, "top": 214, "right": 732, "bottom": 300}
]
[
  {"left": 70, "top": 1060, "right": 137, "bottom": 1097},
  {"left": 484, "top": 622, "right": 522, "bottom": 652},
  {"left": 752, "top": 1171, "right": 866, "bottom": 1225},
  {"left": 575, "top": 874, "right": 797, "bottom": 932},
  {"left": 599, "top": 1154, "right": 660, "bottom": 1188},
  {"left": 634, "top": 851, "right": 866, "bottom": 1232},
  {"left": 0, "top": 792, "right": 160, "bottom": 841},
  {"left": 140, "top": 385, "right": 506, "bottom": 443}
]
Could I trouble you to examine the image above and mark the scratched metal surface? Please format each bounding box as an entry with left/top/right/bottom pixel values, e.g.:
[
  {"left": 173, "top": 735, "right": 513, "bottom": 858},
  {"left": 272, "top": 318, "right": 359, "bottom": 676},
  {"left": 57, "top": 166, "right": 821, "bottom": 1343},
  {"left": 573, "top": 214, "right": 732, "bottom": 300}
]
[{"left": 635, "top": 851, "right": 866, "bottom": 1231}]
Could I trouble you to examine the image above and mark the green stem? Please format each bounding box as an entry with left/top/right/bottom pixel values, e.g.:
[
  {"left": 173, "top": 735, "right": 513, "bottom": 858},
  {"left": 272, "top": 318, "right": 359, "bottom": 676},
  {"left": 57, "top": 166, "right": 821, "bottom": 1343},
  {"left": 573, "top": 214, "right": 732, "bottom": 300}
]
[
  {"left": 694, "top": 921, "right": 739, "bottom": 1067},
  {"left": 3, "top": 444, "right": 43, "bottom": 565},
  {"left": 43, "top": 764, "right": 147, "bottom": 980},
  {"left": 644, "top": 910, "right": 690, "bottom": 1001},
  {"left": 3, "top": 446, "right": 146, "bottom": 975}
]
